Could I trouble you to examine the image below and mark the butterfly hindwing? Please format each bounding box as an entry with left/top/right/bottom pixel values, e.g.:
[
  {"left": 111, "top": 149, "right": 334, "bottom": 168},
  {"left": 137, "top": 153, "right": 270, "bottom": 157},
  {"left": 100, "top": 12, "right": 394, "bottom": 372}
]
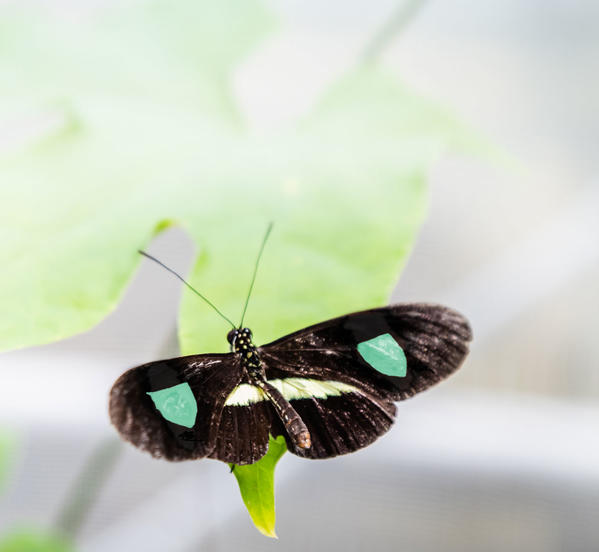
[
  {"left": 109, "top": 353, "right": 244, "bottom": 461},
  {"left": 269, "top": 385, "right": 396, "bottom": 459},
  {"left": 209, "top": 396, "right": 272, "bottom": 465}
]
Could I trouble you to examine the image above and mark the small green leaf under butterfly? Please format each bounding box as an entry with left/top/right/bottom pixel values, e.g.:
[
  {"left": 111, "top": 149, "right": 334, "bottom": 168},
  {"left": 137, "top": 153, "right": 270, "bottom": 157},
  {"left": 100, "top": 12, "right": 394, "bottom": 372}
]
[{"left": 231, "top": 435, "right": 287, "bottom": 538}]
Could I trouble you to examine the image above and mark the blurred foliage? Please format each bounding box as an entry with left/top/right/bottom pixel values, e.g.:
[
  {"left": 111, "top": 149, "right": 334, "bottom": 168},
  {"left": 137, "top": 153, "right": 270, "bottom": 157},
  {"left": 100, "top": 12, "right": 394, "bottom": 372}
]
[
  {"left": 0, "top": 0, "right": 471, "bottom": 537},
  {"left": 0, "top": 530, "right": 72, "bottom": 552},
  {"left": 0, "top": 432, "right": 14, "bottom": 490}
]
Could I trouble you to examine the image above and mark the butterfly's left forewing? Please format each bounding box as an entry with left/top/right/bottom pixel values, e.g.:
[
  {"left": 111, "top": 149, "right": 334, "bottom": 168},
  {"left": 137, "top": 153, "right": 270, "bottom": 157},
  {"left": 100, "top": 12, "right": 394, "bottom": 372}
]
[{"left": 109, "top": 353, "right": 244, "bottom": 461}]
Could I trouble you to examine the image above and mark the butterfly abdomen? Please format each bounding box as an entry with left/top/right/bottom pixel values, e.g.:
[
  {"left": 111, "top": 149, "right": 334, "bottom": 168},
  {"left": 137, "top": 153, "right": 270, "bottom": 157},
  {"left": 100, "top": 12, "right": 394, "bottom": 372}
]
[{"left": 256, "top": 380, "right": 312, "bottom": 450}]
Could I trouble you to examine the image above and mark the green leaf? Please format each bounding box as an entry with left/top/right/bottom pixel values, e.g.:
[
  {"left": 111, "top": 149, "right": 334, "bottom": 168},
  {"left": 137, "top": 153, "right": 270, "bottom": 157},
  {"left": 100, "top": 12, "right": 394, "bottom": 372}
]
[
  {"left": 231, "top": 435, "right": 287, "bottom": 538},
  {"left": 0, "top": 530, "right": 73, "bottom": 552},
  {"left": 0, "top": 1, "right": 466, "bottom": 354}
]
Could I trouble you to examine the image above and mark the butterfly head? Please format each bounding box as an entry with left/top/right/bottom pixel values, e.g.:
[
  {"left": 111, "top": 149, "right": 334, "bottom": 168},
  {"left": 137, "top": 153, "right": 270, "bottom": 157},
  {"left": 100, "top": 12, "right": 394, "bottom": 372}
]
[{"left": 227, "top": 327, "right": 253, "bottom": 352}]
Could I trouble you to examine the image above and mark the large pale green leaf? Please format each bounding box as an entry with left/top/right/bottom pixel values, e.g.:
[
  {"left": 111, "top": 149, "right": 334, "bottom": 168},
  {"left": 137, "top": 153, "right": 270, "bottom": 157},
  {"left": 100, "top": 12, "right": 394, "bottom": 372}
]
[
  {"left": 0, "top": 0, "right": 465, "bottom": 354},
  {"left": 0, "top": 0, "right": 468, "bottom": 535},
  {"left": 231, "top": 435, "right": 287, "bottom": 538}
]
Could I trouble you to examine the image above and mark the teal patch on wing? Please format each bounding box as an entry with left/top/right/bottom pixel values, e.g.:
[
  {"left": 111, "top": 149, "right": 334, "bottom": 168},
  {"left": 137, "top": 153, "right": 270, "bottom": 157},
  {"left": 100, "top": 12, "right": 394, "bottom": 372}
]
[
  {"left": 147, "top": 382, "right": 197, "bottom": 428},
  {"left": 224, "top": 378, "right": 359, "bottom": 406},
  {"left": 357, "top": 333, "right": 407, "bottom": 377}
]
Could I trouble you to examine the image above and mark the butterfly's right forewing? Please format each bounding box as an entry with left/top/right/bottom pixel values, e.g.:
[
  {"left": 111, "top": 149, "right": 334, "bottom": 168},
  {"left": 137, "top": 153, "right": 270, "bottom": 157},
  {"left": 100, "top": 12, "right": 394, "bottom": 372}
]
[
  {"left": 261, "top": 303, "right": 472, "bottom": 402},
  {"left": 109, "top": 354, "right": 243, "bottom": 461}
]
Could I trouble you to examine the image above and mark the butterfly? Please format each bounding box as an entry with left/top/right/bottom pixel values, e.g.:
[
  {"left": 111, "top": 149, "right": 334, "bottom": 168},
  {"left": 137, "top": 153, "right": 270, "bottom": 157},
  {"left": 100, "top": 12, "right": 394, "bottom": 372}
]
[{"left": 109, "top": 226, "right": 472, "bottom": 465}]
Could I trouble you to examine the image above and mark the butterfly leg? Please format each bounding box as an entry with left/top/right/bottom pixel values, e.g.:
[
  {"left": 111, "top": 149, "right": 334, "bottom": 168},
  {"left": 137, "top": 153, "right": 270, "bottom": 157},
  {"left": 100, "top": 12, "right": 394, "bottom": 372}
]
[{"left": 254, "top": 380, "right": 311, "bottom": 450}]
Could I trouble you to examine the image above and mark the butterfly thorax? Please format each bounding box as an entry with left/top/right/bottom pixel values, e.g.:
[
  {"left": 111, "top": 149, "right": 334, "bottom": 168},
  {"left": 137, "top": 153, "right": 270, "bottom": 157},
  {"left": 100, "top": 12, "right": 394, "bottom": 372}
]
[{"left": 227, "top": 327, "right": 264, "bottom": 380}]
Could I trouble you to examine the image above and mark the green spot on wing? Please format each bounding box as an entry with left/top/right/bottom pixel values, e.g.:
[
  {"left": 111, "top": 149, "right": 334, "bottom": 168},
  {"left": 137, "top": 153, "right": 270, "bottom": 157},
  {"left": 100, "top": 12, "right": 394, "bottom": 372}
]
[
  {"left": 147, "top": 382, "right": 197, "bottom": 428},
  {"left": 357, "top": 333, "right": 407, "bottom": 377}
]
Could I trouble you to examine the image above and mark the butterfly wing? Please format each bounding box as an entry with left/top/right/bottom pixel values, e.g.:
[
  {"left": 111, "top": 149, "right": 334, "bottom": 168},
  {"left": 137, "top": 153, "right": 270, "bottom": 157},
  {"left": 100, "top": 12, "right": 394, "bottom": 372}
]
[
  {"left": 267, "top": 381, "right": 396, "bottom": 459},
  {"left": 261, "top": 303, "right": 472, "bottom": 401},
  {"left": 259, "top": 303, "right": 471, "bottom": 459},
  {"left": 109, "top": 352, "right": 275, "bottom": 465},
  {"left": 109, "top": 353, "right": 246, "bottom": 461},
  {"left": 209, "top": 396, "right": 272, "bottom": 465},
  {"left": 110, "top": 304, "right": 471, "bottom": 463}
]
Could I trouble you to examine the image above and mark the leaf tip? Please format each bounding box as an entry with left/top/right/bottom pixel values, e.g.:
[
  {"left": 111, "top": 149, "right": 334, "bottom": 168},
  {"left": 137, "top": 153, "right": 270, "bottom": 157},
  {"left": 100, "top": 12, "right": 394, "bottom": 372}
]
[{"left": 256, "top": 525, "right": 278, "bottom": 539}]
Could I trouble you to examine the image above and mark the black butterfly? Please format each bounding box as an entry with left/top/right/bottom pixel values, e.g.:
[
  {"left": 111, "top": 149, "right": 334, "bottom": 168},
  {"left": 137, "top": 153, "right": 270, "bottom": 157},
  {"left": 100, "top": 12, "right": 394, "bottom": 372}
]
[{"left": 109, "top": 228, "right": 472, "bottom": 465}]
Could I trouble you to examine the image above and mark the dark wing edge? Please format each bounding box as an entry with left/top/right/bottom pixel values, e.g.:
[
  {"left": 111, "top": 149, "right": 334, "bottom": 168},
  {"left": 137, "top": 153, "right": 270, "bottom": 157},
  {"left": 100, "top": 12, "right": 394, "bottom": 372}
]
[
  {"left": 388, "top": 303, "right": 472, "bottom": 399},
  {"left": 109, "top": 353, "right": 244, "bottom": 462}
]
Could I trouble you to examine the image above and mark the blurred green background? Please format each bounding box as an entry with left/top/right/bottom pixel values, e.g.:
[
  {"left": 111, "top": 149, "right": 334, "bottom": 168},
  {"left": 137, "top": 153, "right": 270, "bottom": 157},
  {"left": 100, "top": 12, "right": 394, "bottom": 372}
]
[{"left": 1, "top": 0, "right": 598, "bottom": 550}]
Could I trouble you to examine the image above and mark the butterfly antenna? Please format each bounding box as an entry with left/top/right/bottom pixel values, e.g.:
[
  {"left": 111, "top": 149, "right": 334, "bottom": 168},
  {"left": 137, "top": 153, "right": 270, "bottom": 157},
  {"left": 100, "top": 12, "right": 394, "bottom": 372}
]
[
  {"left": 239, "top": 222, "right": 273, "bottom": 327},
  {"left": 138, "top": 250, "right": 236, "bottom": 329}
]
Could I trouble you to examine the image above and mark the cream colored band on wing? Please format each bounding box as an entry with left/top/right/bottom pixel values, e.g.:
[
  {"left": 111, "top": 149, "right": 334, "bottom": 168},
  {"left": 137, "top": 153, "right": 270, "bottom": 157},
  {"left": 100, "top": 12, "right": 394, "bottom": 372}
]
[
  {"left": 224, "top": 378, "right": 359, "bottom": 406},
  {"left": 224, "top": 384, "right": 266, "bottom": 406}
]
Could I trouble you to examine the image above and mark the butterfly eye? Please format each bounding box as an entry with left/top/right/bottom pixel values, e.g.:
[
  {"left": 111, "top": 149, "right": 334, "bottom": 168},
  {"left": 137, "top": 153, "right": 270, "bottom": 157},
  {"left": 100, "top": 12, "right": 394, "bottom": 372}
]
[
  {"left": 226, "top": 329, "right": 238, "bottom": 344},
  {"left": 243, "top": 328, "right": 252, "bottom": 339}
]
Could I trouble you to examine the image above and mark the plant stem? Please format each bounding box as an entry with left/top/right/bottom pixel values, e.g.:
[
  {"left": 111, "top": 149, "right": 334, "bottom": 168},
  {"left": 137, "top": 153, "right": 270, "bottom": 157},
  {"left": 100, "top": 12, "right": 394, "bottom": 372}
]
[
  {"left": 360, "top": 0, "right": 428, "bottom": 64},
  {"left": 54, "top": 438, "right": 122, "bottom": 539}
]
